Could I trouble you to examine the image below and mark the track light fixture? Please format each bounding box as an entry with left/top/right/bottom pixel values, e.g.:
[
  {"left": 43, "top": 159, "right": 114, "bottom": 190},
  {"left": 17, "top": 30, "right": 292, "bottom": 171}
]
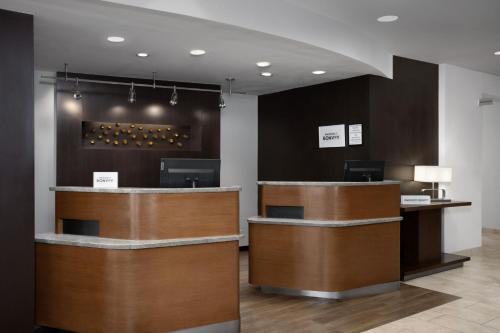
[
  {"left": 170, "top": 85, "right": 178, "bottom": 106},
  {"left": 219, "top": 89, "right": 226, "bottom": 110},
  {"left": 73, "top": 77, "right": 82, "bottom": 100},
  {"left": 128, "top": 82, "right": 136, "bottom": 103}
]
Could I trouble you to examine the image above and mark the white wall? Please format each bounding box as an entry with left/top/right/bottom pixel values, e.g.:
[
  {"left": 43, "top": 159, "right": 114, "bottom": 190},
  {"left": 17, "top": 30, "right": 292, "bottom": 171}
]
[
  {"left": 481, "top": 97, "right": 500, "bottom": 229},
  {"left": 34, "top": 71, "right": 56, "bottom": 234},
  {"left": 439, "top": 64, "right": 500, "bottom": 252},
  {"left": 220, "top": 93, "right": 258, "bottom": 246}
]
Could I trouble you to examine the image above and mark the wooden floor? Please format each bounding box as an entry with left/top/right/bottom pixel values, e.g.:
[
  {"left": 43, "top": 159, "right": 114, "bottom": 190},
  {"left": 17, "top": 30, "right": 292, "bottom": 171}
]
[
  {"left": 366, "top": 229, "right": 500, "bottom": 333},
  {"left": 239, "top": 251, "right": 457, "bottom": 333}
]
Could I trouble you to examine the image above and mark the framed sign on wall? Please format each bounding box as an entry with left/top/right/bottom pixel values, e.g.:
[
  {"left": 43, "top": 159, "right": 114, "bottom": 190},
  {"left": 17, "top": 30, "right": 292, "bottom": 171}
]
[
  {"left": 348, "top": 124, "right": 363, "bottom": 146},
  {"left": 318, "top": 124, "right": 346, "bottom": 148}
]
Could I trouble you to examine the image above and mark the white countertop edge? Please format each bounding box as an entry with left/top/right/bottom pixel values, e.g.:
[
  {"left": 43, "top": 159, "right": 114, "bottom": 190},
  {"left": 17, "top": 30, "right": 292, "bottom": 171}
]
[
  {"left": 35, "top": 233, "right": 242, "bottom": 249},
  {"left": 49, "top": 186, "right": 242, "bottom": 194},
  {"left": 247, "top": 216, "right": 403, "bottom": 227},
  {"left": 256, "top": 180, "right": 400, "bottom": 186}
]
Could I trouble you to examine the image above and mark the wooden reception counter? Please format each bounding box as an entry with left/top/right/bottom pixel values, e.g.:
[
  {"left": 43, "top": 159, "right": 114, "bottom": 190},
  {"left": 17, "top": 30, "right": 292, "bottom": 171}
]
[
  {"left": 36, "top": 186, "right": 241, "bottom": 333},
  {"left": 249, "top": 181, "right": 402, "bottom": 299}
]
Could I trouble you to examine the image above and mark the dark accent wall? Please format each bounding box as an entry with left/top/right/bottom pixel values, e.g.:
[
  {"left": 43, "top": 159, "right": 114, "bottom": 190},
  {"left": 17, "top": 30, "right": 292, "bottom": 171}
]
[
  {"left": 258, "top": 57, "right": 438, "bottom": 194},
  {"left": 56, "top": 73, "right": 220, "bottom": 187},
  {"left": 0, "top": 9, "right": 34, "bottom": 331}
]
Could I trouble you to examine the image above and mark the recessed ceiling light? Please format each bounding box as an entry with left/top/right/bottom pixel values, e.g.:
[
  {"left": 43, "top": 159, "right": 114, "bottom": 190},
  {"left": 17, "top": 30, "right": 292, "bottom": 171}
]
[
  {"left": 137, "top": 52, "right": 149, "bottom": 58},
  {"left": 261, "top": 72, "right": 272, "bottom": 77},
  {"left": 190, "top": 49, "right": 206, "bottom": 56},
  {"left": 377, "top": 15, "right": 399, "bottom": 23},
  {"left": 312, "top": 70, "right": 326, "bottom": 75},
  {"left": 107, "top": 36, "right": 125, "bottom": 43},
  {"left": 494, "top": 50, "right": 500, "bottom": 55},
  {"left": 256, "top": 61, "right": 271, "bottom": 68}
]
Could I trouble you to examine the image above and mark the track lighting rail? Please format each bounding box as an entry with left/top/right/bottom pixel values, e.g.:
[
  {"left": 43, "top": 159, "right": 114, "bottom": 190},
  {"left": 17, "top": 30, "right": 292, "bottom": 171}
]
[{"left": 40, "top": 75, "right": 220, "bottom": 93}]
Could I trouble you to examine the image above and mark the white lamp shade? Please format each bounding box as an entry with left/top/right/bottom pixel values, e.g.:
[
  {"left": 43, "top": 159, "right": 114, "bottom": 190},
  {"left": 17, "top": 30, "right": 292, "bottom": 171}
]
[{"left": 414, "top": 166, "right": 452, "bottom": 183}]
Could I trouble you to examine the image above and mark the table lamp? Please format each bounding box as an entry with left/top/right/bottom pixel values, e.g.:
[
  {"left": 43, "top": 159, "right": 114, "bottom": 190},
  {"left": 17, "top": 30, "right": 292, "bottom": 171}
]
[{"left": 414, "top": 165, "right": 452, "bottom": 202}]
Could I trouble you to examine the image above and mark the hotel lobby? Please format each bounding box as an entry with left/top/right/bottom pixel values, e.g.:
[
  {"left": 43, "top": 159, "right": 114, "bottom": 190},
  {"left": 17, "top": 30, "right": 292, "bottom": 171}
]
[{"left": 1, "top": 1, "right": 500, "bottom": 332}]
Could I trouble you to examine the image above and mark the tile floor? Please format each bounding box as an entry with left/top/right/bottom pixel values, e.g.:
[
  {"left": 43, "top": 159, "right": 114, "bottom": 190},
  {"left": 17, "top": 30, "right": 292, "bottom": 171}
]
[{"left": 365, "top": 229, "right": 500, "bottom": 333}]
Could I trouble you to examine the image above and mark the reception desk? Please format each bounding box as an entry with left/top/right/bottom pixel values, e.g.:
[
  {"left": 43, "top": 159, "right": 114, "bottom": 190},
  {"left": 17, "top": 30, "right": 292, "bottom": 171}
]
[
  {"left": 249, "top": 181, "right": 402, "bottom": 299},
  {"left": 36, "top": 186, "right": 241, "bottom": 333}
]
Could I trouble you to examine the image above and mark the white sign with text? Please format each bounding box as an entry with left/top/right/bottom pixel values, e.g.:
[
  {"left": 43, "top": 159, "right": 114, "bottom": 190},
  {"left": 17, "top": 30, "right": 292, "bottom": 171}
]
[
  {"left": 93, "top": 172, "right": 118, "bottom": 188},
  {"left": 348, "top": 124, "right": 363, "bottom": 145},
  {"left": 318, "top": 124, "right": 345, "bottom": 148}
]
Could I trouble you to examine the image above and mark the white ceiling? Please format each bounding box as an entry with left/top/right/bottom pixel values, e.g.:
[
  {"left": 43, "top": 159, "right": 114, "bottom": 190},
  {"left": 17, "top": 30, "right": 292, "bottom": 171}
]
[
  {"left": 0, "top": 0, "right": 499, "bottom": 94},
  {"left": 0, "top": 0, "right": 381, "bottom": 94},
  {"left": 287, "top": 0, "right": 500, "bottom": 77}
]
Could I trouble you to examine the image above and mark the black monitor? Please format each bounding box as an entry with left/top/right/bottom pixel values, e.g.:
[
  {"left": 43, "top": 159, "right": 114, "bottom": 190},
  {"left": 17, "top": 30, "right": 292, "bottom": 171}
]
[
  {"left": 343, "top": 160, "right": 385, "bottom": 182},
  {"left": 160, "top": 158, "right": 220, "bottom": 188}
]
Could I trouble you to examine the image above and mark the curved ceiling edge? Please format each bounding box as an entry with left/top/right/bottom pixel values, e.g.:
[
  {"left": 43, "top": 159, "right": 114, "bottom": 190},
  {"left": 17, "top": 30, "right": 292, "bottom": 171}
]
[{"left": 100, "top": 0, "right": 394, "bottom": 79}]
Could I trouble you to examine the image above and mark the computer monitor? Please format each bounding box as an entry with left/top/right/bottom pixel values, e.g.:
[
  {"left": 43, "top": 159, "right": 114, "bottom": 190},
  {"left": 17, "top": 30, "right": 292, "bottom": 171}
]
[
  {"left": 343, "top": 160, "right": 385, "bottom": 182},
  {"left": 160, "top": 158, "right": 220, "bottom": 188}
]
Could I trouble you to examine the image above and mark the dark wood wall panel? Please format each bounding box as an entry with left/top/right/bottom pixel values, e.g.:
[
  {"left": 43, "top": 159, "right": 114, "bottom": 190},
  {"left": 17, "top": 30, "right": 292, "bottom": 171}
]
[
  {"left": 258, "top": 57, "right": 438, "bottom": 194},
  {"left": 56, "top": 74, "right": 220, "bottom": 187},
  {"left": 258, "top": 76, "right": 371, "bottom": 181},
  {"left": 0, "top": 9, "right": 34, "bottom": 331},
  {"left": 369, "top": 57, "right": 439, "bottom": 194}
]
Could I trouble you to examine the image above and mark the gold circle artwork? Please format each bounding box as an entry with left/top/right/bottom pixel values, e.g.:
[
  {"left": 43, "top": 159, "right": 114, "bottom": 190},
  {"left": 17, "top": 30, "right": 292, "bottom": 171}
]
[{"left": 84, "top": 122, "right": 190, "bottom": 150}]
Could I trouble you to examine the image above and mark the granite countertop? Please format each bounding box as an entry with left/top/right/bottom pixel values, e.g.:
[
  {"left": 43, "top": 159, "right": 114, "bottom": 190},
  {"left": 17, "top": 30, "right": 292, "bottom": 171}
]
[
  {"left": 50, "top": 186, "right": 242, "bottom": 194},
  {"left": 247, "top": 216, "right": 402, "bottom": 227},
  {"left": 256, "top": 180, "right": 400, "bottom": 187},
  {"left": 35, "top": 233, "right": 242, "bottom": 250}
]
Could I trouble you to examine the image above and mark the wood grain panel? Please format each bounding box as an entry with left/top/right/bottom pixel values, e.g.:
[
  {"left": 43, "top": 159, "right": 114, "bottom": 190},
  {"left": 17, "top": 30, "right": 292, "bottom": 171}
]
[
  {"left": 56, "top": 72, "right": 220, "bottom": 188},
  {"left": 261, "top": 184, "right": 400, "bottom": 220},
  {"left": 55, "top": 191, "right": 239, "bottom": 239},
  {"left": 36, "top": 242, "right": 240, "bottom": 333},
  {"left": 0, "top": 9, "right": 34, "bottom": 332},
  {"left": 249, "top": 222, "right": 400, "bottom": 292},
  {"left": 258, "top": 57, "right": 438, "bottom": 196}
]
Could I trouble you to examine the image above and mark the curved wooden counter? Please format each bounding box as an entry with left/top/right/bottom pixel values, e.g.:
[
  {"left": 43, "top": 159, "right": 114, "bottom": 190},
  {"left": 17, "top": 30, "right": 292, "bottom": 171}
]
[
  {"left": 51, "top": 186, "right": 240, "bottom": 239},
  {"left": 37, "top": 187, "right": 241, "bottom": 333},
  {"left": 250, "top": 181, "right": 401, "bottom": 299}
]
